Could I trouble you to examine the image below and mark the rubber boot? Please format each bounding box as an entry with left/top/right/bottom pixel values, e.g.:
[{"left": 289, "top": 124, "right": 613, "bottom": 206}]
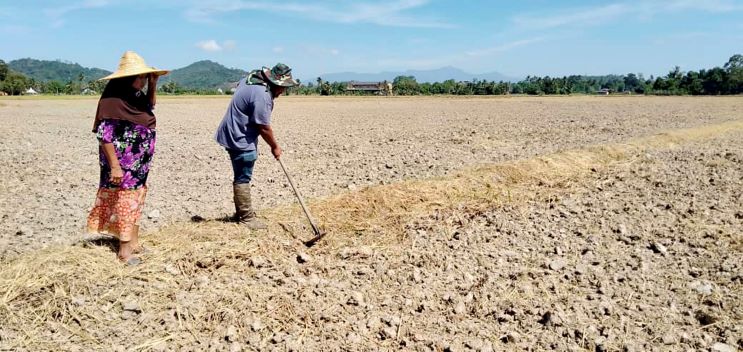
[{"left": 233, "top": 183, "right": 267, "bottom": 230}]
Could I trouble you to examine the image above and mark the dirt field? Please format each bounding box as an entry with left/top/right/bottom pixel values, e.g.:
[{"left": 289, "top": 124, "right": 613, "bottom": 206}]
[
  {"left": 1, "top": 96, "right": 740, "bottom": 257},
  {"left": 0, "top": 96, "right": 741, "bottom": 351}
]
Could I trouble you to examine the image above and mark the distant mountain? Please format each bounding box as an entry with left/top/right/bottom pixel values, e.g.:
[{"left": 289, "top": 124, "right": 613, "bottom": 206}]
[
  {"left": 317, "top": 66, "right": 517, "bottom": 83},
  {"left": 5, "top": 57, "right": 516, "bottom": 90},
  {"left": 162, "top": 60, "right": 247, "bottom": 89},
  {"left": 8, "top": 58, "right": 111, "bottom": 82}
]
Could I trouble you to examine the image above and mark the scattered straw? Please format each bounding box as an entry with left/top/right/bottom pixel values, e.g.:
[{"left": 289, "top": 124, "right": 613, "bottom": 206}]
[
  {"left": 0, "top": 119, "right": 741, "bottom": 350},
  {"left": 268, "top": 119, "right": 743, "bottom": 250}
]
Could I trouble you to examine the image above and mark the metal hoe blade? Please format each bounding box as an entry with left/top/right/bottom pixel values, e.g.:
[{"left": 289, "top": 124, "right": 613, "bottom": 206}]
[{"left": 277, "top": 158, "right": 326, "bottom": 247}]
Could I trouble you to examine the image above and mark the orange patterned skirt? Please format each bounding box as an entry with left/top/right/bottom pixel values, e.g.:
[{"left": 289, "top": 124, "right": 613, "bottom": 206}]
[{"left": 86, "top": 187, "right": 147, "bottom": 242}]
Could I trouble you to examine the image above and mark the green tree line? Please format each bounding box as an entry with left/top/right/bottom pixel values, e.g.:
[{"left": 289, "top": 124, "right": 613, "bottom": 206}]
[
  {"left": 297, "top": 54, "right": 742, "bottom": 96},
  {"left": 1, "top": 60, "right": 109, "bottom": 95},
  {"left": 2, "top": 55, "right": 741, "bottom": 96}
]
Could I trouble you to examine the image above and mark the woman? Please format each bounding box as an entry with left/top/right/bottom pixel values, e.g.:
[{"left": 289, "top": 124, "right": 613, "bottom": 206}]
[{"left": 86, "top": 51, "right": 168, "bottom": 265}]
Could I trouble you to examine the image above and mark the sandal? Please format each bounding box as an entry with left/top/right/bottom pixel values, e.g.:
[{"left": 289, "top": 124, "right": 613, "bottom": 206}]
[
  {"left": 132, "top": 245, "right": 151, "bottom": 255},
  {"left": 118, "top": 256, "right": 142, "bottom": 266}
]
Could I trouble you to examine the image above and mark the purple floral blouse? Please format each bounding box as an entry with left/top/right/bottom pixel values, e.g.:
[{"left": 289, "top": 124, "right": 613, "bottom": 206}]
[{"left": 96, "top": 119, "right": 156, "bottom": 189}]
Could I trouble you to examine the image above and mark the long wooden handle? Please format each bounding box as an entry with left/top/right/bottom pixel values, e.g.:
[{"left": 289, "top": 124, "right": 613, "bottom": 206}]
[{"left": 278, "top": 158, "right": 322, "bottom": 236}]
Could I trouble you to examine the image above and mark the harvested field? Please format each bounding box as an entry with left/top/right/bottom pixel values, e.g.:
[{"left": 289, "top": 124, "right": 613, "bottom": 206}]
[
  {"left": 0, "top": 96, "right": 741, "bottom": 351},
  {"left": 0, "top": 96, "right": 741, "bottom": 256}
]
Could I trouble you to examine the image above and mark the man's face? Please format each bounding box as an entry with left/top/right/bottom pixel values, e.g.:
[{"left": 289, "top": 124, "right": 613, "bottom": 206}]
[{"left": 271, "top": 85, "right": 286, "bottom": 98}]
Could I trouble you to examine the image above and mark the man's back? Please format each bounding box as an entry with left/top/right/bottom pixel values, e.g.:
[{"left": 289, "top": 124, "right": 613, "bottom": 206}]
[{"left": 214, "top": 79, "right": 274, "bottom": 152}]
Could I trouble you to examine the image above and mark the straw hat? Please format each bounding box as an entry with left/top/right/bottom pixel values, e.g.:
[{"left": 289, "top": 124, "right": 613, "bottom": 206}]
[{"left": 99, "top": 51, "right": 169, "bottom": 81}]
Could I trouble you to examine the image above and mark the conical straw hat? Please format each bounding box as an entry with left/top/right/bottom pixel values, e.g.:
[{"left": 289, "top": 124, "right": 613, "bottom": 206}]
[{"left": 99, "top": 51, "right": 169, "bottom": 80}]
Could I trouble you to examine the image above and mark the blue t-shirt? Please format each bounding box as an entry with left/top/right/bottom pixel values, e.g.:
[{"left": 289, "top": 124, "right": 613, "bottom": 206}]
[{"left": 214, "top": 79, "right": 274, "bottom": 151}]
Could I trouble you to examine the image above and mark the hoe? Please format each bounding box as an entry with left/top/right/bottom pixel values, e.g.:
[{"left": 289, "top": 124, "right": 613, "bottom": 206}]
[{"left": 277, "top": 158, "right": 326, "bottom": 247}]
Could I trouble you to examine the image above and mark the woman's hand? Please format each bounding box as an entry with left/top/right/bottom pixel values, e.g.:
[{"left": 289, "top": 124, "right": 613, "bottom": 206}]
[
  {"left": 147, "top": 74, "right": 159, "bottom": 108},
  {"left": 110, "top": 166, "right": 124, "bottom": 186},
  {"left": 148, "top": 73, "right": 159, "bottom": 87}
]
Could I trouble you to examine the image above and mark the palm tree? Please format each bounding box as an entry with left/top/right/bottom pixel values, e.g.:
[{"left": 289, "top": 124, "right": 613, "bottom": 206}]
[{"left": 78, "top": 73, "right": 86, "bottom": 93}]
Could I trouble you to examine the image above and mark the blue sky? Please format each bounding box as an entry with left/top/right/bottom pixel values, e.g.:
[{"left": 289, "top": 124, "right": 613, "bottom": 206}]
[{"left": 1, "top": 0, "right": 742, "bottom": 81}]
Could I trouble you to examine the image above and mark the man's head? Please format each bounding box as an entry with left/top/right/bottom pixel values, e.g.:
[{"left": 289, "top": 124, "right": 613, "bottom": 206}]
[
  {"left": 261, "top": 63, "right": 298, "bottom": 88},
  {"left": 268, "top": 84, "right": 286, "bottom": 98},
  {"left": 260, "top": 63, "right": 297, "bottom": 98}
]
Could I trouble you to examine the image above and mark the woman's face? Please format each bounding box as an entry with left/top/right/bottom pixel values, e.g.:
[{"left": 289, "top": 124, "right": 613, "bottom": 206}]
[{"left": 132, "top": 74, "right": 148, "bottom": 90}]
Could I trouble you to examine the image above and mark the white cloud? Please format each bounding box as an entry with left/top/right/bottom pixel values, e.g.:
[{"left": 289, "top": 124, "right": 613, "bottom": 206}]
[
  {"left": 652, "top": 32, "right": 712, "bottom": 45},
  {"left": 195, "top": 39, "right": 237, "bottom": 52},
  {"left": 466, "top": 37, "right": 545, "bottom": 57},
  {"left": 374, "top": 56, "right": 454, "bottom": 70},
  {"left": 657, "top": 0, "right": 743, "bottom": 12},
  {"left": 223, "top": 40, "right": 237, "bottom": 50},
  {"left": 299, "top": 45, "right": 343, "bottom": 57},
  {"left": 50, "top": 19, "right": 66, "bottom": 28},
  {"left": 273, "top": 47, "right": 284, "bottom": 53},
  {"left": 407, "top": 37, "right": 433, "bottom": 45},
  {"left": 44, "top": 0, "right": 112, "bottom": 20},
  {"left": 0, "top": 7, "right": 15, "bottom": 17},
  {"left": 184, "top": 0, "right": 453, "bottom": 28},
  {"left": 513, "top": 0, "right": 743, "bottom": 30},
  {"left": 0, "top": 24, "right": 30, "bottom": 35},
  {"left": 513, "top": 4, "right": 630, "bottom": 30},
  {"left": 196, "top": 40, "right": 222, "bottom": 52}
]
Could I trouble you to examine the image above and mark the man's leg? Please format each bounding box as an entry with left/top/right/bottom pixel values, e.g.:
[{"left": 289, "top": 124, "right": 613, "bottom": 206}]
[{"left": 228, "top": 149, "right": 267, "bottom": 230}]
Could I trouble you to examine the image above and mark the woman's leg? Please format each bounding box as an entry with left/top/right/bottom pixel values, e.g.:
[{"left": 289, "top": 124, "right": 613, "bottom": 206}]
[
  {"left": 118, "top": 239, "right": 135, "bottom": 261},
  {"left": 119, "top": 188, "right": 147, "bottom": 262},
  {"left": 118, "top": 225, "right": 140, "bottom": 263},
  {"left": 131, "top": 224, "right": 140, "bottom": 251}
]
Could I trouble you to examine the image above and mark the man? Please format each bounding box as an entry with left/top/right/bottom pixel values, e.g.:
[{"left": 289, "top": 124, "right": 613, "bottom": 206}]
[{"left": 214, "top": 63, "right": 298, "bottom": 229}]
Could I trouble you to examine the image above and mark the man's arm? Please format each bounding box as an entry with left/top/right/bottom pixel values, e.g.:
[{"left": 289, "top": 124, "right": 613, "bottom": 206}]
[{"left": 257, "top": 124, "right": 282, "bottom": 159}]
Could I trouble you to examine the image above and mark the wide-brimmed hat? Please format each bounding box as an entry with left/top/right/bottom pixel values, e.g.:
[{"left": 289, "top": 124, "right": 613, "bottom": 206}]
[
  {"left": 99, "top": 51, "right": 169, "bottom": 81},
  {"left": 260, "top": 63, "right": 298, "bottom": 87}
]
